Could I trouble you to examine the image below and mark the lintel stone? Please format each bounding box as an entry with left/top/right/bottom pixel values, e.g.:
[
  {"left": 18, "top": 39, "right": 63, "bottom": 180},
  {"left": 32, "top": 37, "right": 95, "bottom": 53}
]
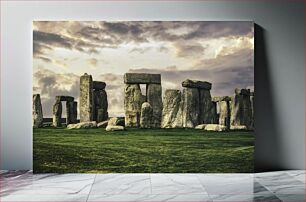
[
  {"left": 124, "top": 73, "right": 161, "bottom": 84},
  {"left": 56, "top": 96, "right": 74, "bottom": 102},
  {"left": 212, "top": 96, "right": 231, "bottom": 102},
  {"left": 93, "top": 81, "right": 106, "bottom": 90},
  {"left": 182, "top": 79, "right": 212, "bottom": 90}
]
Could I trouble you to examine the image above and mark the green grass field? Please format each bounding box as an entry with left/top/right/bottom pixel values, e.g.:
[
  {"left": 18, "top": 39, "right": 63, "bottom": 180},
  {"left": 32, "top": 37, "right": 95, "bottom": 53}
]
[{"left": 33, "top": 128, "right": 254, "bottom": 173}]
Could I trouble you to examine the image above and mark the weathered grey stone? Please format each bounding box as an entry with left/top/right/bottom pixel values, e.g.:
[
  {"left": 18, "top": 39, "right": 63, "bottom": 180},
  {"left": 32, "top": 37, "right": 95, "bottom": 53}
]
[
  {"left": 211, "top": 102, "right": 218, "bottom": 124},
  {"left": 80, "top": 73, "right": 93, "bottom": 122},
  {"left": 204, "top": 124, "right": 227, "bottom": 132},
  {"left": 161, "top": 89, "right": 183, "bottom": 128},
  {"left": 56, "top": 96, "right": 74, "bottom": 102},
  {"left": 199, "top": 89, "right": 215, "bottom": 124},
  {"left": 72, "top": 102, "right": 78, "bottom": 123},
  {"left": 93, "top": 81, "right": 106, "bottom": 90},
  {"left": 140, "top": 102, "right": 153, "bottom": 128},
  {"left": 195, "top": 124, "right": 207, "bottom": 129},
  {"left": 52, "top": 101, "right": 62, "bottom": 127},
  {"left": 182, "top": 88, "right": 200, "bottom": 128},
  {"left": 33, "top": 94, "right": 43, "bottom": 128},
  {"left": 230, "top": 88, "right": 252, "bottom": 129},
  {"left": 182, "top": 79, "right": 212, "bottom": 90},
  {"left": 67, "top": 121, "right": 97, "bottom": 129},
  {"left": 250, "top": 92, "right": 254, "bottom": 129},
  {"left": 97, "top": 120, "right": 108, "bottom": 128},
  {"left": 218, "top": 100, "right": 231, "bottom": 130},
  {"left": 230, "top": 125, "right": 248, "bottom": 130},
  {"left": 124, "top": 73, "right": 161, "bottom": 84},
  {"left": 212, "top": 96, "right": 232, "bottom": 102},
  {"left": 106, "top": 125, "right": 125, "bottom": 131},
  {"left": 108, "top": 117, "right": 125, "bottom": 126},
  {"left": 93, "top": 89, "right": 108, "bottom": 122},
  {"left": 124, "top": 84, "right": 146, "bottom": 127},
  {"left": 66, "top": 101, "right": 74, "bottom": 125},
  {"left": 147, "top": 84, "right": 162, "bottom": 128}
]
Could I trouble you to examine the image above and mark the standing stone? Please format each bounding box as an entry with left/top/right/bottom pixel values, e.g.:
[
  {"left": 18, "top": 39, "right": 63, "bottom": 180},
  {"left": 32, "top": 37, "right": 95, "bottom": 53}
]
[
  {"left": 52, "top": 101, "right": 62, "bottom": 127},
  {"left": 211, "top": 101, "right": 218, "bottom": 124},
  {"left": 199, "top": 89, "right": 214, "bottom": 124},
  {"left": 93, "top": 89, "right": 108, "bottom": 122},
  {"left": 230, "top": 88, "right": 252, "bottom": 129},
  {"left": 80, "top": 73, "right": 93, "bottom": 122},
  {"left": 250, "top": 92, "right": 254, "bottom": 129},
  {"left": 147, "top": 84, "right": 162, "bottom": 128},
  {"left": 182, "top": 88, "right": 200, "bottom": 128},
  {"left": 66, "top": 101, "right": 74, "bottom": 125},
  {"left": 140, "top": 102, "right": 153, "bottom": 128},
  {"left": 124, "top": 84, "right": 146, "bottom": 127},
  {"left": 218, "top": 100, "right": 231, "bottom": 129},
  {"left": 33, "top": 94, "right": 43, "bottom": 128},
  {"left": 161, "top": 89, "right": 183, "bottom": 128},
  {"left": 242, "top": 90, "right": 252, "bottom": 129},
  {"left": 72, "top": 101, "right": 78, "bottom": 123}
]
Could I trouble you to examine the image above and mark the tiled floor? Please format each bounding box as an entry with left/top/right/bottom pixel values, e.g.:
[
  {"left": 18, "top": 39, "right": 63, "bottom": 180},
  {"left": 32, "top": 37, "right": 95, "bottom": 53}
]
[{"left": 0, "top": 170, "right": 305, "bottom": 202}]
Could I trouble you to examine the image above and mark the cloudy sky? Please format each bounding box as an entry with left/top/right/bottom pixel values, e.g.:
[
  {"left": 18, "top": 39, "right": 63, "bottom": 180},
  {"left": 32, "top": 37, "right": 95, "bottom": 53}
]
[{"left": 33, "top": 21, "right": 254, "bottom": 118}]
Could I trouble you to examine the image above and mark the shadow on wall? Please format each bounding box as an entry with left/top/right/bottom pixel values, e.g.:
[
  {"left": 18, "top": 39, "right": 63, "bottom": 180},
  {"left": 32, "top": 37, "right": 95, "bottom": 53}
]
[{"left": 255, "top": 24, "right": 283, "bottom": 172}]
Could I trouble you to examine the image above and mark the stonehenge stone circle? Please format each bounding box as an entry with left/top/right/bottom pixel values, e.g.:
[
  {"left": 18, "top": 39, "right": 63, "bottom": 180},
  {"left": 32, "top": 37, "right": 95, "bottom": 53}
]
[
  {"left": 80, "top": 73, "right": 94, "bottom": 122},
  {"left": 124, "top": 73, "right": 162, "bottom": 128},
  {"left": 33, "top": 94, "right": 43, "bottom": 128},
  {"left": 140, "top": 102, "right": 153, "bottom": 128}
]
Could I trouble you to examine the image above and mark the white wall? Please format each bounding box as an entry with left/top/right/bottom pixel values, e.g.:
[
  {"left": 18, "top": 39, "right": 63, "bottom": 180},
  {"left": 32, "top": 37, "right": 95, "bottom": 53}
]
[{"left": 1, "top": 0, "right": 304, "bottom": 171}]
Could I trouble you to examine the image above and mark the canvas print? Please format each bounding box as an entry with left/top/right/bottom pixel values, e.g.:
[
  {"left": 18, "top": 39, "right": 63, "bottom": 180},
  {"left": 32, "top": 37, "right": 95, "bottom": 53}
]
[{"left": 33, "top": 21, "right": 254, "bottom": 173}]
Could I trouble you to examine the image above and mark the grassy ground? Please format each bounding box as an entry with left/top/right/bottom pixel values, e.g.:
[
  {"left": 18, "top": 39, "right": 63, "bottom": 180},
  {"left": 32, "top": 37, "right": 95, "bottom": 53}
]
[{"left": 33, "top": 128, "right": 254, "bottom": 173}]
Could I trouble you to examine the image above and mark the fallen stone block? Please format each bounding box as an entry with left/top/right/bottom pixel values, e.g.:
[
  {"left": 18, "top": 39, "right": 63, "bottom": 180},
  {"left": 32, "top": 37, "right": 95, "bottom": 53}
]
[
  {"left": 97, "top": 120, "right": 108, "bottom": 128},
  {"left": 106, "top": 125, "right": 125, "bottom": 131},
  {"left": 67, "top": 121, "right": 97, "bottom": 129},
  {"left": 204, "top": 124, "right": 227, "bottom": 132},
  {"left": 195, "top": 124, "right": 207, "bottom": 129},
  {"left": 230, "top": 125, "right": 248, "bottom": 130}
]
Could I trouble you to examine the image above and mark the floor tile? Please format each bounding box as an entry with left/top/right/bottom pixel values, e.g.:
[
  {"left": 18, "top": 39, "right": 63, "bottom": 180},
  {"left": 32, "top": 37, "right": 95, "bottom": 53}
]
[
  {"left": 88, "top": 194, "right": 211, "bottom": 202},
  {"left": 90, "top": 174, "right": 151, "bottom": 195},
  {"left": 275, "top": 194, "right": 305, "bottom": 202},
  {"left": 150, "top": 174, "right": 207, "bottom": 195},
  {"left": 197, "top": 174, "right": 254, "bottom": 195},
  {"left": 1, "top": 173, "right": 96, "bottom": 196},
  {"left": 286, "top": 170, "right": 306, "bottom": 183},
  {"left": 210, "top": 194, "right": 254, "bottom": 201},
  {"left": 0, "top": 194, "right": 88, "bottom": 202}
]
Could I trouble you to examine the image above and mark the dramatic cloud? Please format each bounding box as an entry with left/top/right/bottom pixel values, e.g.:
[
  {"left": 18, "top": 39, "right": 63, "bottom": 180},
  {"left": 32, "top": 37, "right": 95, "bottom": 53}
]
[
  {"left": 33, "top": 68, "right": 80, "bottom": 117},
  {"left": 33, "top": 21, "right": 254, "bottom": 117}
]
